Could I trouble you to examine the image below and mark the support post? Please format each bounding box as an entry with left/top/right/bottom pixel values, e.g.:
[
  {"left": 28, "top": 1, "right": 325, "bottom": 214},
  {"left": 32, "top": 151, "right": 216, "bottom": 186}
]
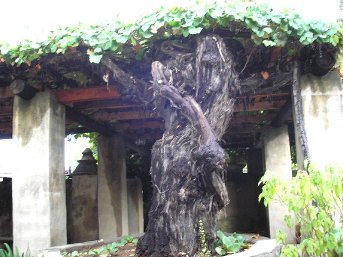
[
  {"left": 97, "top": 135, "right": 128, "bottom": 240},
  {"left": 296, "top": 71, "right": 343, "bottom": 169},
  {"left": 12, "top": 92, "right": 66, "bottom": 255},
  {"left": 263, "top": 125, "right": 295, "bottom": 243},
  {"left": 127, "top": 178, "right": 144, "bottom": 235}
]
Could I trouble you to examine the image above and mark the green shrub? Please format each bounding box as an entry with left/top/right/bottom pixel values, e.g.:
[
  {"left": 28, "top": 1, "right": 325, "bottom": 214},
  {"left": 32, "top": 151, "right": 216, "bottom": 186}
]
[
  {"left": 62, "top": 235, "right": 138, "bottom": 257},
  {"left": 0, "top": 244, "right": 30, "bottom": 257},
  {"left": 259, "top": 165, "right": 343, "bottom": 257},
  {"left": 214, "top": 231, "right": 246, "bottom": 255}
]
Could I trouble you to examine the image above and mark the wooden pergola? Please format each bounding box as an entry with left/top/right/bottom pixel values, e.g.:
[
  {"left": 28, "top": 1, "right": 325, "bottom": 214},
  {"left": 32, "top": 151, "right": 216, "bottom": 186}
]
[
  {"left": 0, "top": 11, "right": 341, "bottom": 255},
  {"left": 0, "top": 76, "right": 291, "bottom": 148}
]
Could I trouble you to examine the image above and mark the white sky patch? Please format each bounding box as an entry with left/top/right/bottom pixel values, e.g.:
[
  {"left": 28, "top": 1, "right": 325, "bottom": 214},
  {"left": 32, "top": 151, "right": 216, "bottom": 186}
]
[
  {"left": 0, "top": 137, "right": 91, "bottom": 175},
  {"left": 65, "top": 136, "right": 92, "bottom": 172},
  {"left": 0, "top": 0, "right": 186, "bottom": 45}
]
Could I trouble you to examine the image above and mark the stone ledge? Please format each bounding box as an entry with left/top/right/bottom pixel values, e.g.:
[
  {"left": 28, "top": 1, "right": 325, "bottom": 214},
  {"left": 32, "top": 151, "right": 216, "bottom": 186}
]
[
  {"left": 38, "top": 233, "right": 144, "bottom": 257},
  {"left": 226, "top": 239, "right": 281, "bottom": 257}
]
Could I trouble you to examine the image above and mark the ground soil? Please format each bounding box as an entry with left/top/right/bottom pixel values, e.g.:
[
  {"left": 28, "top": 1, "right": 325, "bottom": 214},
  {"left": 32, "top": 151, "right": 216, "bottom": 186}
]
[
  {"left": 62, "top": 234, "right": 262, "bottom": 257},
  {"left": 114, "top": 243, "right": 136, "bottom": 257}
]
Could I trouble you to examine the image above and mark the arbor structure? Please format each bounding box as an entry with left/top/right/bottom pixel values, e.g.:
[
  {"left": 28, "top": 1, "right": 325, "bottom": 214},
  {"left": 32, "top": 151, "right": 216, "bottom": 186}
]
[{"left": 0, "top": 2, "right": 342, "bottom": 256}]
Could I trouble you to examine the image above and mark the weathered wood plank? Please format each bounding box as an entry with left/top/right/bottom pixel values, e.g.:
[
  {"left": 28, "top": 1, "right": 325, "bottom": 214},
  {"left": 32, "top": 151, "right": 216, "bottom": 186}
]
[
  {"left": 0, "top": 87, "right": 13, "bottom": 98},
  {"left": 234, "top": 99, "right": 287, "bottom": 112},
  {"left": 65, "top": 106, "right": 114, "bottom": 137},
  {"left": 54, "top": 87, "right": 121, "bottom": 104},
  {"left": 93, "top": 110, "right": 158, "bottom": 121}
]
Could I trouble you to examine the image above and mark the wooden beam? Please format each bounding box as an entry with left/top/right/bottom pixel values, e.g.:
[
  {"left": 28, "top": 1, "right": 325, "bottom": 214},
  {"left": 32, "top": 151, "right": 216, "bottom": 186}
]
[
  {"left": 234, "top": 99, "right": 287, "bottom": 112},
  {"left": 93, "top": 111, "right": 273, "bottom": 126},
  {"left": 66, "top": 119, "right": 164, "bottom": 133},
  {"left": 0, "top": 99, "right": 287, "bottom": 122},
  {"left": 75, "top": 97, "right": 288, "bottom": 113},
  {"left": 63, "top": 92, "right": 290, "bottom": 111},
  {"left": 271, "top": 99, "right": 292, "bottom": 127},
  {"left": 231, "top": 113, "right": 275, "bottom": 124},
  {"left": 2, "top": 112, "right": 276, "bottom": 138},
  {"left": 66, "top": 127, "right": 92, "bottom": 135},
  {"left": 93, "top": 110, "right": 158, "bottom": 121},
  {"left": 0, "top": 106, "right": 12, "bottom": 117},
  {"left": 53, "top": 87, "right": 121, "bottom": 104},
  {"left": 65, "top": 106, "right": 114, "bottom": 137},
  {"left": 0, "top": 87, "right": 13, "bottom": 98},
  {"left": 237, "top": 93, "right": 290, "bottom": 101},
  {"left": 225, "top": 126, "right": 263, "bottom": 135},
  {"left": 116, "top": 120, "right": 164, "bottom": 130},
  {"left": 74, "top": 99, "right": 140, "bottom": 110},
  {"left": 223, "top": 140, "right": 254, "bottom": 148},
  {"left": 0, "top": 122, "right": 11, "bottom": 130}
]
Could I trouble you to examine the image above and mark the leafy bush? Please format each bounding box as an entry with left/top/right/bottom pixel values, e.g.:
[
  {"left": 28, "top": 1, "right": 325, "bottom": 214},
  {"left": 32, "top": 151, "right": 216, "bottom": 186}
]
[
  {"left": 0, "top": 244, "right": 30, "bottom": 257},
  {"left": 62, "top": 235, "right": 138, "bottom": 257},
  {"left": 259, "top": 165, "right": 343, "bottom": 257},
  {"left": 214, "top": 231, "right": 246, "bottom": 255}
]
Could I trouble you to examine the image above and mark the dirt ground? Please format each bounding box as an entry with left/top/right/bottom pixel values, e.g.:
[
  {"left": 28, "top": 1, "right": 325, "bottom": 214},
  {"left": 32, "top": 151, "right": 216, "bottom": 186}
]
[{"left": 114, "top": 243, "right": 136, "bottom": 257}]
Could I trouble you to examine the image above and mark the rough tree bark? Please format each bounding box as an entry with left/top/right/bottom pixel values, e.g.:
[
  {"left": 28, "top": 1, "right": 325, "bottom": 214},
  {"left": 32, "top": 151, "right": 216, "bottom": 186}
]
[{"left": 135, "top": 35, "right": 240, "bottom": 256}]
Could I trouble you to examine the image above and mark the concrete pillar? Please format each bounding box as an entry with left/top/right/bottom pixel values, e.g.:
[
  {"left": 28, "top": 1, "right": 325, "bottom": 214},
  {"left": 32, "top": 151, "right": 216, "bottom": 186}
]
[
  {"left": 263, "top": 125, "right": 295, "bottom": 243},
  {"left": 127, "top": 178, "right": 144, "bottom": 235},
  {"left": 12, "top": 92, "right": 66, "bottom": 255},
  {"left": 97, "top": 135, "right": 128, "bottom": 240},
  {"left": 68, "top": 149, "right": 98, "bottom": 243},
  {"left": 297, "top": 71, "right": 343, "bottom": 169}
]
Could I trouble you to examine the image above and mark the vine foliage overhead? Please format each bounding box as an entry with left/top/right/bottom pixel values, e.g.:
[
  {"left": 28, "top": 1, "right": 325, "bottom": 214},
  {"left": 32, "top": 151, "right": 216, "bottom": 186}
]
[{"left": 0, "top": 1, "right": 342, "bottom": 66}]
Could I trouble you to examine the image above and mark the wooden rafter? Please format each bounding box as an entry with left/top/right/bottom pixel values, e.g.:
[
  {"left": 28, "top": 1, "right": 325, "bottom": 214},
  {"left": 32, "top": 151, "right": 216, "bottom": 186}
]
[
  {"left": 92, "top": 110, "right": 158, "bottom": 121},
  {"left": 0, "top": 122, "right": 11, "bottom": 130},
  {"left": 0, "top": 98, "right": 287, "bottom": 118},
  {"left": 115, "top": 120, "right": 164, "bottom": 130},
  {"left": 231, "top": 113, "right": 275, "bottom": 124},
  {"left": 65, "top": 106, "right": 114, "bottom": 137},
  {"left": 0, "top": 87, "right": 12, "bottom": 98},
  {"left": 271, "top": 99, "right": 292, "bottom": 127},
  {"left": 54, "top": 87, "right": 121, "bottom": 104},
  {"left": 234, "top": 99, "right": 287, "bottom": 112},
  {"left": 0, "top": 106, "right": 12, "bottom": 116},
  {"left": 74, "top": 99, "right": 140, "bottom": 110}
]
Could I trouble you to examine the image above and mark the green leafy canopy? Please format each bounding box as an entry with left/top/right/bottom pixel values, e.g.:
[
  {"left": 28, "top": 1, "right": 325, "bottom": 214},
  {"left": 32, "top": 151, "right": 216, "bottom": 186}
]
[
  {"left": 0, "top": 1, "right": 342, "bottom": 65},
  {"left": 259, "top": 165, "right": 343, "bottom": 257},
  {"left": 214, "top": 231, "right": 246, "bottom": 255}
]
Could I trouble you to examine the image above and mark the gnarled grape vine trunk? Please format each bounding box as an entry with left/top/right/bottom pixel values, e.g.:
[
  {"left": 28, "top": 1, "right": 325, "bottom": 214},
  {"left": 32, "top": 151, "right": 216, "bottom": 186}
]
[{"left": 136, "top": 35, "right": 240, "bottom": 256}]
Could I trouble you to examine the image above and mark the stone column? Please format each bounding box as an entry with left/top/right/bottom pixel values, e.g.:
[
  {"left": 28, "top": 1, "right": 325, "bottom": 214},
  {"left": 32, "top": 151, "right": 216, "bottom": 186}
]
[
  {"left": 97, "top": 135, "right": 128, "bottom": 240},
  {"left": 127, "top": 178, "right": 144, "bottom": 235},
  {"left": 68, "top": 149, "right": 98, "bottom": 243},
  {"left": 297, "top": 71, "right": 343, "bottom": 169},
  {"left": 263, "top": 125, "right": 295, "bottom": 243},
  {"left": 12, "top": 92, "right": 66, "bottom": 255}
]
